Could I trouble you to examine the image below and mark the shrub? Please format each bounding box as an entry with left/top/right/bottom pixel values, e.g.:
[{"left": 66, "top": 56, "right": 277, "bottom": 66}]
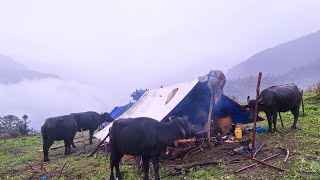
[
  {"left": 306, "top": 82, "right": 320, "bottom": 95},
  {"left": 314, "top": 82, "right": 320, "bottom": 95}
]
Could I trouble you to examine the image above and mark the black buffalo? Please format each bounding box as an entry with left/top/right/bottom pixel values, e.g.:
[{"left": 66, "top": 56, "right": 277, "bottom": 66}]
[
  {"left": 109, "top": 116, "right": 196, "bottom": 180},
  {"left": 70, "top": 111, "right": 113, "bottom": 145},
  {"left": 244, "top": 84, "right": 304, "bottom": 133},
  {"left": 41, "top": 115, "right": 78, "bottom": 162}
]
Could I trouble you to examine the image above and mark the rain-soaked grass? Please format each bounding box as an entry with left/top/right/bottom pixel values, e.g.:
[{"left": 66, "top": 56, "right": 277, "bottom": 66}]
[{"left": 0, "top": 92, "right": 319, "bottom": 179}]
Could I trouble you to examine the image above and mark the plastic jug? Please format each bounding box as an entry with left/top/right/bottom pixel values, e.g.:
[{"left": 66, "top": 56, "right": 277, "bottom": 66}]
[{"left": 234, "top": 127, "right": 242, "bottom": 140}]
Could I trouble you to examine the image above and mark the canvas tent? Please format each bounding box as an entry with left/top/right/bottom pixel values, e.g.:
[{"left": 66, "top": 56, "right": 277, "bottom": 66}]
[{"left": 94, "top": 80, "right": 263, "bottom": 141}]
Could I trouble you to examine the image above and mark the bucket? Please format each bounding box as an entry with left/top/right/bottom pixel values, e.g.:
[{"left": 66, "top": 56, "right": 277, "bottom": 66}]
[{"left": 256, "top": 126, "right": 266, "bottom": 133}]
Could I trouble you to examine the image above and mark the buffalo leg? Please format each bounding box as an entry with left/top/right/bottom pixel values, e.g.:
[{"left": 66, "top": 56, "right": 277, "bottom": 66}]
[
  {"left": 272, "top": 112, "right": 278, "bottom": 133},
  {"left": 72, "top": 142, "right": 76, "bottom": 148},
  {"left": 64, "top": 139, "right": 71, "bottom": 155},
  {"left": 89, "top": 130, "right": 94, "bottom": 145},
  {"left": 109, "top": 154, "right": 115, "bottom": 180},
  {"left": 142, "top": 156, "right": 150, "bottom": 180},
  {"left": 64, "top": 140, "right": 68, "bottom": 155},
  {"left": 291, "top": 106, "right": 299, "bottom": 129},
  {"left": 110, "top": 152, "right": 122, "bottom": 180},
  {"left": 152, "top": 157, "right": 160, "bottom": 180},
  {"left": 115, "top": 153, "right": 124, "bottom": 180},
  {"left": 266, "top": 113, "right": 273, "bottom": 133},
  {"left": 279, "top": 112, "right": 284, "bottom": 128},
  {"left": 64, "top": 138, "right": 73, "bottom": 155},
  {"left": 42, "top": 137, "right": 48, "bottom": 162},
  {"left": 43, "top": 138, "right": 54, "bottom": 162}
]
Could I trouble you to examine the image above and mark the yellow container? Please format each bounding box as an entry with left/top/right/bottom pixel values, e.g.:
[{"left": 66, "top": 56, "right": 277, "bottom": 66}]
[{"left": 234, "top": 127, "right": 242, "bottom": 140}]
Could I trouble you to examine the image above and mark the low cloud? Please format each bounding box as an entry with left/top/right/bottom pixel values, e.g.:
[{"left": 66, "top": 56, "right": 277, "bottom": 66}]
[{"left": 0, "top": 79, "right": 112, "bottom": 130}]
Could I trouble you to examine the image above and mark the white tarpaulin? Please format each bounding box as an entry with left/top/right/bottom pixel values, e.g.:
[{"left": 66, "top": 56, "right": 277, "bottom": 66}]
[{"left": 94, "top": 80, "right": 199, "bottom": 141}]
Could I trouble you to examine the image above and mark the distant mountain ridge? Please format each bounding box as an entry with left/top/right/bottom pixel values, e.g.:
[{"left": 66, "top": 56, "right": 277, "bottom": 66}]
[
  {"left": 227, "top": 30, "right": 320, "bottom": 79},
  {"left": 0, "top": 54, "right": 60, "bottom": 84},
  {"left": 224, "top": 59, "right": 320, "bottom": 102}
]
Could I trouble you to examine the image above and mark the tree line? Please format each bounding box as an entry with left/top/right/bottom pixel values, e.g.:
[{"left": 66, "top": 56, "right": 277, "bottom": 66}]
[{"left": 0, "top": 114, "right": 37, "bottom": 138}]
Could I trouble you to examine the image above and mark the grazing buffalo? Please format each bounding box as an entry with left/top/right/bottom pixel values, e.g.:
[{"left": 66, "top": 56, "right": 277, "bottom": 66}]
[
  {"left": 109, "top": 116, "right": 196, "bottom": 180},
  {"left": 41, "top": 115, "right": 78, "bottom": 162},
  {"left": 70, "top": 111, "right": 114, "bottom": 145},
  {"left": 244, "top": 84, "right": 304, "bottom": 133}
]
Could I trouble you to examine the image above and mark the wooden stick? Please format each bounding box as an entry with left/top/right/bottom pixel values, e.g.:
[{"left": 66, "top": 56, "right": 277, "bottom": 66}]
[
  {"left": 95, "top": 147, "right": 100, "bottom": 159},
  {"left": 104, "top": 139, "right": 107, "bottom": 154},
  {"left": 167, "top": 164, "right": 184, "bottom": 168},
  {"left": 58, "top": 160, "right": 68, "bottom": 179},
  {"left": 251, "top": 72, "right": 262, "bottom": 159},
  {"left": 182, "top": 146, "right": 201, "bottom": 161},
  {"left": 39, "top": 154, "right": 44, "bottom": 171},
  {"left": 49, "top": 138, "right": 90, "bottom": 150},
  {"left": 164, "top": 161, "right": 220, "bottom": 178},
  {"left": 88, "top": 134, "right": 109, "bottom": 157},
  {"left": 252, "top": 158, "right": 286, "bottom": 172},
  {"left": 277, "top": 147, "right": 290, "bottom": 163},
  {"left": 172, "top": 160, "right": 220, "bottom": 170},
  {"left": 235, "top": 153, "right": 280, "bottom": 173},
  {"left": 207, "top": 94, "right": 214, "bottom": 147},
  {"left": 253, "top": 143, "right": 265, "bottom": 158},
  {"left": 284, "top": 148, "right": 289, "bottom": 163},
  {"left": 186, "top": 160, "right": 220, "bottom": 169}
]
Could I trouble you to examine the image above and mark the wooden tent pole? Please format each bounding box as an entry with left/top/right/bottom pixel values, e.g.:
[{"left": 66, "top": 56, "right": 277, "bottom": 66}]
[
  {"left": 207, "top": 92, "right": 214, "bottom": 146},
  {"left": 251, "top": 72, "right": 262, "bottom": 159}
]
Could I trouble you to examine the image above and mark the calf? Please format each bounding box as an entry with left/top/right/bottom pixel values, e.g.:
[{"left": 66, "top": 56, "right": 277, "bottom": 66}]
[
  {"left": 244, "top": 84, "right": 304, "bottom": 133},
  {"left": 41, "top": 115, "right": 78, "bottom": 162},
  {"left": 109, "top": 116, "right": 195, "bottom": 180},
  {"left": 70, "top": 111, "right": 113, "bottom": 145}
]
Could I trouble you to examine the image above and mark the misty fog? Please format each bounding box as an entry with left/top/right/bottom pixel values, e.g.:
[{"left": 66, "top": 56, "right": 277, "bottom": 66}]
[
  {"left": 1, "top": 0, "right": 320, "bottom": 130},
  {"left": 0, "top": 78, "right": 111, "bottom": 130}
]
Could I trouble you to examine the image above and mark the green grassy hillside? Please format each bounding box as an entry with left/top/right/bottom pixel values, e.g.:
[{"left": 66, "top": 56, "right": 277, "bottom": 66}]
[{"left": 1, "top": 93, "right": 319, "bottom": 179}]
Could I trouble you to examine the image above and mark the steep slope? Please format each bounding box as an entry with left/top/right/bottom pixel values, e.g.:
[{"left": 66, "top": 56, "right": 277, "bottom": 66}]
[
  {"left": 224, "top": 59, "right": 320, "bottom": 102},
  {"left": 0, "top": 55, "right": 59, "bottom": 84},
  {"left": 227, "top": 30, "right": 320, "bottom": 79}
]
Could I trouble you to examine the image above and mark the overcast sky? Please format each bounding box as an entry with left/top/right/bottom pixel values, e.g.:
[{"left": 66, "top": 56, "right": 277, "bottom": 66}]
[{"left": 1, "top": 0, "right": 320, "bottom": 128}]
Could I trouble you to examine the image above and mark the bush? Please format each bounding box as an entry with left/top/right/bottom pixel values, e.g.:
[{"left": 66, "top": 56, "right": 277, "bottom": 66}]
[{"left": 314, "top": 82, "right": 320, "bottom": 95}]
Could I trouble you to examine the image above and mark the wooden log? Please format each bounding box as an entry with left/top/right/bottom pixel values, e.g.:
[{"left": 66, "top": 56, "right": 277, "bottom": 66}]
[
  {"left": 252, "top": 158, "right": 287, "bottom": 172},
  {"left": 235, "top": 153, "right": 280, "bottom": 173},
  {"left": 251, "top": 72, "right": 262, "bottom": 159},
  {"left": 176, "top": 138, "right": 197, "bottom": 144}
]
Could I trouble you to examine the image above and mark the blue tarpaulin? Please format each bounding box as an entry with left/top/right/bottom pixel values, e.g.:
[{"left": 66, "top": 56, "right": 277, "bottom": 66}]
[
  {"left": 101, "top": 102, "right": 134, "bottom": 127},
  {"left": 162, "top": 81, "right": 264, "bottom": 125}
]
